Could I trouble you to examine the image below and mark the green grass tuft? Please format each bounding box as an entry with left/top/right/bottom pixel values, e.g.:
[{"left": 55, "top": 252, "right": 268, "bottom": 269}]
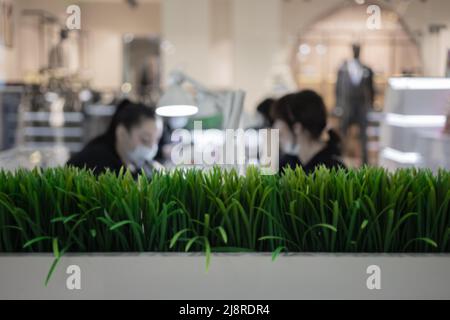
[{"left": 0, "top": 166, "right": 449, "bottom": 282}]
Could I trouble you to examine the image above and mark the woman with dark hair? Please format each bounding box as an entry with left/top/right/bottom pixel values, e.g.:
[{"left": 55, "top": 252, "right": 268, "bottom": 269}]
[
  {"left": 272, "top": 90, "right": 346, "bottom": 174},
  {"left": 271, "top": 93, "right": 297, "bottom": 156},
  {"left": 256, "top": 98, "right": 276, "bottom": 128},
  {"left": 67, "top": 99, "right": 163, "bottom": 175}
]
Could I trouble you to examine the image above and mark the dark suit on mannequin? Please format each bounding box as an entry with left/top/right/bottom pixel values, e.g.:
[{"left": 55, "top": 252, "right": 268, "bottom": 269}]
[{"left": 336, "top": 44, "right": 375, "bottom": 165}]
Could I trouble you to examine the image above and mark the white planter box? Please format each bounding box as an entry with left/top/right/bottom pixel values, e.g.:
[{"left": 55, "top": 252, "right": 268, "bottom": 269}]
[{"left": 1, "top": 253, "right": 449, "bottom": 300}]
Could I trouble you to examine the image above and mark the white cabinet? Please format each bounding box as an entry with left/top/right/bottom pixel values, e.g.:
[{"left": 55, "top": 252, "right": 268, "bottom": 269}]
[{"left": 379, "top": 78, "right": 450, "bottom": 171}]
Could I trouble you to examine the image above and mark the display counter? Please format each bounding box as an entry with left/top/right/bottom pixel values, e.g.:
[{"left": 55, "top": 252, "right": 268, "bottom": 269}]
[
  {"left": 379, "top": 78, "right": 450, "bottom": 171},
  {"left": 416, "top": 130, "right": 450, "bottom": 171}
]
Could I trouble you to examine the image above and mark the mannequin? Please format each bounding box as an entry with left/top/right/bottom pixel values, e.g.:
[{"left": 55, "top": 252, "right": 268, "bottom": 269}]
[
  {"left": 336, "top": 43, "right": 375, "bottom": 165},
  {"left": 49, "top": 30, "right": 69, "bottom": 70}
]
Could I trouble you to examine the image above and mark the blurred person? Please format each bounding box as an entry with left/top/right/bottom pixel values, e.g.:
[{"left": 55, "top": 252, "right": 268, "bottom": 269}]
[
  {"left": 48, "top": 29, "right": 79, "bottom": 73},
  {"left": 255, "top": 98, "right": 276, "bottom": 129},
  {"left": 48, "top": 29, "right": 68, "bottom": 70},
  {"left": 67, "top": 99, "right": 163, "bottom": 176},
  {"left": 271, "top": 93, "right": 297, "bottom": 156},
  {"left": 272, "top": 90, "right": 346, "bottom": 174},
  {"left": 137, "top": 56, "right": 160, "bottom": 104},
  {"left": 336, "top": 43, "right": 375, "bottom": 165}
]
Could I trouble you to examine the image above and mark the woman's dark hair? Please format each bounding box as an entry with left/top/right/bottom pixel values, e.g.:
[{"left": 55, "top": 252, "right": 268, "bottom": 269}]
[
  {"left": 289, "top": 90, "right": 327, "bottom": 139},
  {"left": 256, "top": 98, "right": 276, "bottom": 126},
  {"left": 104, "top": 99, "right": 156, "bottom": 143},
  {"left": 273, "top": 90, "right": 342, "bottom": 155},
  {"left": 271, "top": 93, "right": 296, "bottom": 128}
]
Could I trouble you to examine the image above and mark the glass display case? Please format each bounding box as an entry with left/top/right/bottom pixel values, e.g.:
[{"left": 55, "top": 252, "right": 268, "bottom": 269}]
[{"left": 380, "top": 77, "right": 450, "bottom": 171}]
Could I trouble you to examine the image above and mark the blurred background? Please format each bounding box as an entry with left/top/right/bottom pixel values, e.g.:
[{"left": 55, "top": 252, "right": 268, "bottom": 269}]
[{"left": 1, "top": 0, "right": 450, "bottom": 172}]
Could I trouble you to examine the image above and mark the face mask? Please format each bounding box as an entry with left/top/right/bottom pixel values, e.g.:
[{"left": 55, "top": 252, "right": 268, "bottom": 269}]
[
  {"left": 281, "top": 140, "right": 300, "bottom": 156},
  {"left": 128, "top": 144, "right": 158, "bottom": 168}
]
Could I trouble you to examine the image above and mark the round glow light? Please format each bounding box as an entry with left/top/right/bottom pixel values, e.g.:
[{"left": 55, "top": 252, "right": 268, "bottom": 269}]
[
  {"left": 156, "top": 105, "right": 199, "bottom": 117},
  {"left": 299, "top": 44, "right": 311, "bottom": 56},
  {"left": 121, "top": 82, "right": 132, "bottom": 93}
]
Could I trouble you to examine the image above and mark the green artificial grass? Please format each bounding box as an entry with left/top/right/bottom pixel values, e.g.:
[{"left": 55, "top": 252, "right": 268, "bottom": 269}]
[{"left": 0, "top": 166, "right": 449, "bottom": 284}]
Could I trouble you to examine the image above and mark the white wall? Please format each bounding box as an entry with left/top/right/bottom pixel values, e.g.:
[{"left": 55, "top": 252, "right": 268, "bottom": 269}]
[
  {"left": 162, "top": 0, "right": 212, "bottom": 85},
  {"left": 399, "top": 0, "right": 450, "bottom": 76},
  {"left": 0, "top": 30, "right": 18, "bottom": 82},
  {"left": 161, "top": 0, "right": 282, "bottom": 112},
  {"left": 0, "top": 0, "right": 24, "bottom": 82},
  {"left": 161, "top": 0, "right": 450, "bottom": 113},
  {"left": 81, "top": 1, "right": 161, "bottom": 90},
  {"left": 1, "top": 0, "right": 160, "bottom": 89},
  {"left": 209, "top": 0, "right": 233, "bottom": 89},
  {"left": 3, "top": 0, "right": 450, "bottom": 108},
  {"left": 232, "top": 0, "right": 282, "bottom": 112}
]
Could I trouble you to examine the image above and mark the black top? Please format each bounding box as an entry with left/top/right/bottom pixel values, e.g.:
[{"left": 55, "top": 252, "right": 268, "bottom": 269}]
[
  {"left": 279, "top": 145, "right": 346, "bottom": 174},
  {"left": 67, "top": 134, "right": 124, "bottom": 175}
]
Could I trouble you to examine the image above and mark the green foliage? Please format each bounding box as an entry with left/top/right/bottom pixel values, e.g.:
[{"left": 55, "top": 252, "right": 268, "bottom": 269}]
[{"left": 0, "top": 166, "right": 449, "bottom": 280}]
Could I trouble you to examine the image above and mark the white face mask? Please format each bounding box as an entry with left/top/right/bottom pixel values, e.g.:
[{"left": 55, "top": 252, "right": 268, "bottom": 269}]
[
  {"left": 128, "top": 144, "right": 158, "bottom": 168},
  {"left": 281, "top": 140, "right": 300, "bottom": 156}
]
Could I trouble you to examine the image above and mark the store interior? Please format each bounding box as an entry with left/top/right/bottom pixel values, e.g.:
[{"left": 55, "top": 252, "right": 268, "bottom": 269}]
[
  {"left": 1, "top": 0, "right": 450, "bottom": 301},
  {"left": 1, "top": 0, "right": 450, "bottom": 173}
]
